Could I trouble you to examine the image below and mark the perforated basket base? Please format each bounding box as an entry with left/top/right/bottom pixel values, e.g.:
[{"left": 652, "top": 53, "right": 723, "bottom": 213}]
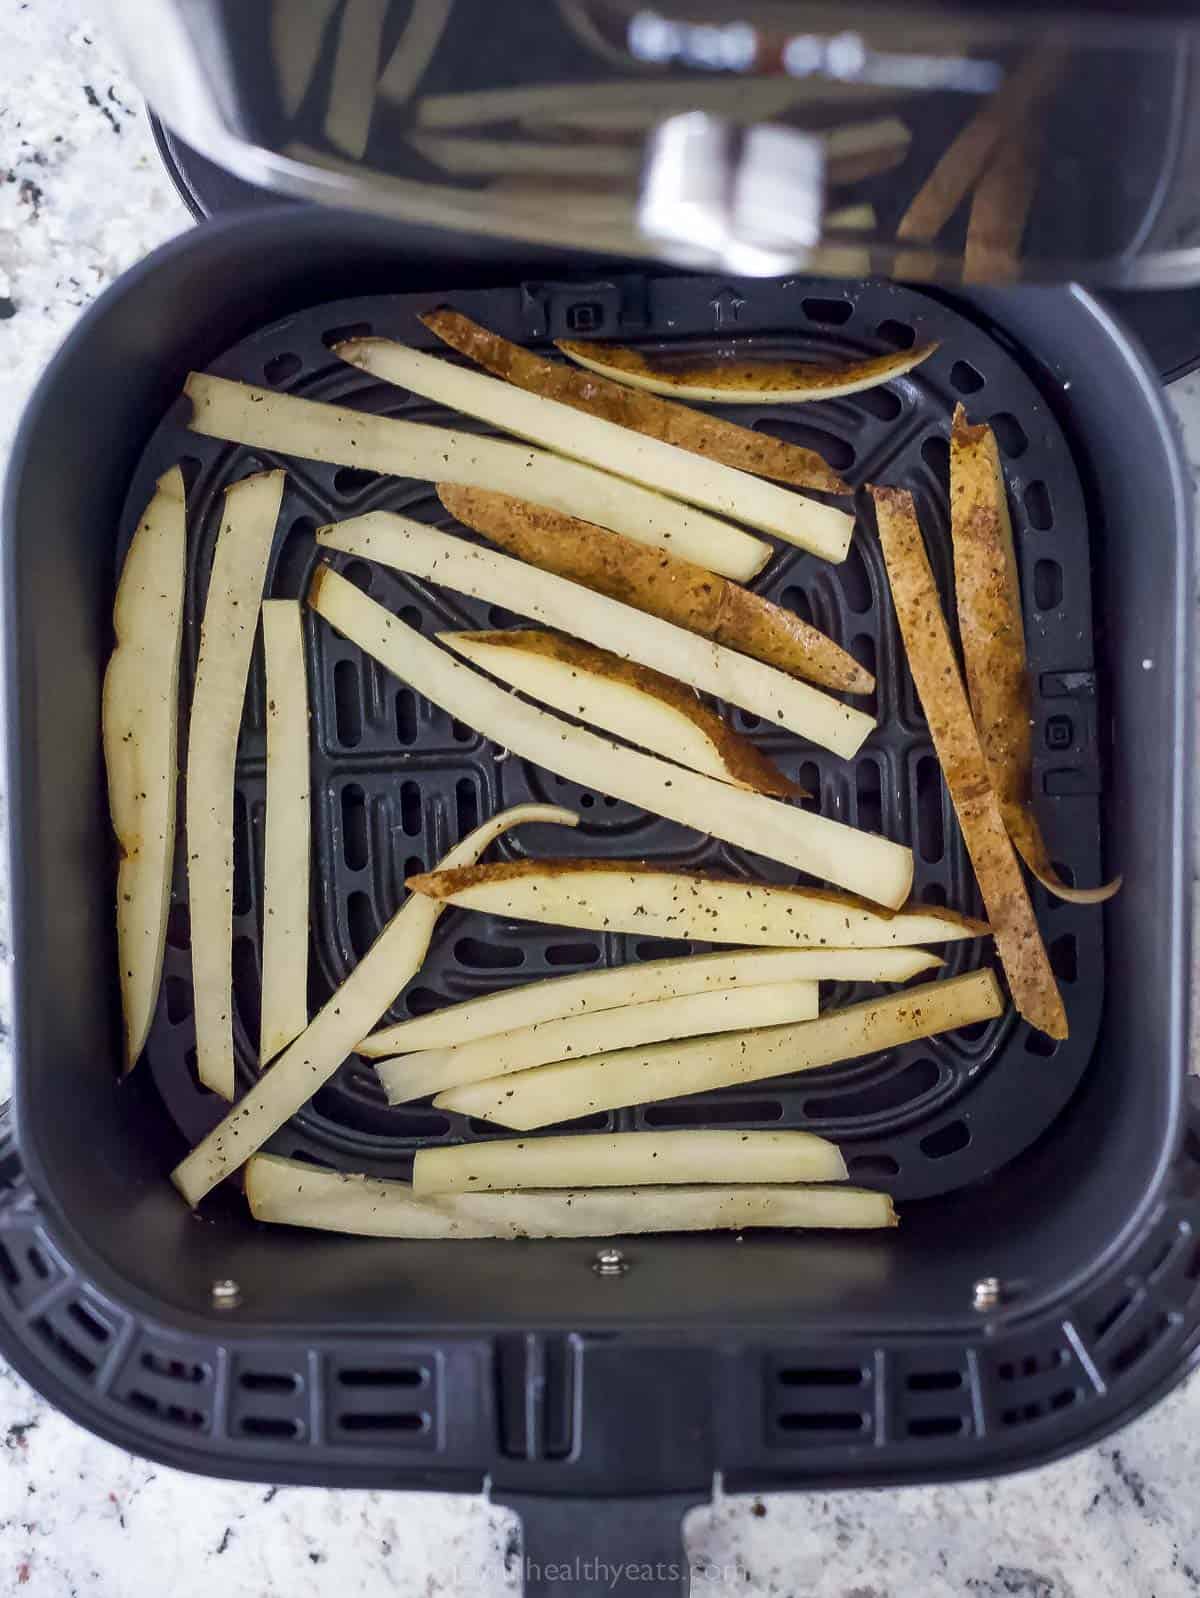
[{"left": 120, "top": 274, "right": 1106, "bottom": 1202}]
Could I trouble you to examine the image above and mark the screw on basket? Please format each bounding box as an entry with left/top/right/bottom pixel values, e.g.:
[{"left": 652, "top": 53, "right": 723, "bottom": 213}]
[
  {"left": 972, "top": 1277, "right": 1004, "bottom": 1312},
  {"left": 593, "top": 1247, "right": 629, "bottom": 1277},
  {"left": 211, "top": 1278, "right": 242, "bottom": 1310}
]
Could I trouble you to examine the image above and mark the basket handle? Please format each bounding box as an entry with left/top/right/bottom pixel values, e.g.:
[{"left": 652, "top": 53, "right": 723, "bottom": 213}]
[{"left": 500, "top": 1492, "right": 706, "bottom": 1597}]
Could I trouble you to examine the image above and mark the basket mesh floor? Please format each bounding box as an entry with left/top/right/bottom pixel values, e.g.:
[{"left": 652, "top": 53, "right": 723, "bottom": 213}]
[{"left": 120, "top": 274, "right": 1106, "bottom": 1200}]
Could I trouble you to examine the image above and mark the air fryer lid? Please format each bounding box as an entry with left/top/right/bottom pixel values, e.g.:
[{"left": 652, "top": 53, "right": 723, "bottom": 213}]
[{"left": 114, "top": 0, "right": 1200, "bottom": 285}]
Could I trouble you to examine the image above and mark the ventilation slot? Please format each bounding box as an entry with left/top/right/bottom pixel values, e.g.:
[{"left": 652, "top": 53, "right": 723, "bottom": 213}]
[
  {"left": 989, "top": 412, "right": 1028, "bottom": 457},
  {"left": 907, "top": 1415, "right": 964, "bottom": 1438},
  {"left": 778, "top": 1411, "right": 866, "bottom": 1433},
  {"left": 395, "top": 689, "right": 418, "bottom": 744},
  {"left": 771, "top": 1357, "right": 872, "bottom": 1444},
  {"left": 166, "top": 903, "right": 191, "bottom": 950},
  {"left": 1024, "top": 481, "right": 1053, "bottom": 530},
  {"left": 141, "top": 1351, "right": 206, "bottom": 1384},
  {"left": 333, "top": 466, "right": 379, "bottom": 496},
  {"left": 840, "top": 538, "right": 873, "bottom": 614},
  {"left": 455, "top": 937, "right": 523, "bottom": 970},
  {"left": 455, "top": 777, "right": 480, "bottom": 837},
  {"left": 545, "top": 942, "right": 600, "bottom": 966},
  {"left": 643, "top": 1098, "right": 783, "bottom": 1127},
  {"left": 338, "top": 1411, "right": 426, "bottom": 1433},
  {"left": 333, "top": 660, "right": 363, "bottom": 747},
  {"left": 853, "top": 384, "right": 902, "bottom": 422},
  {"left": 240, "top": 1415, "right": 302, "bottom": 1439},
  {"left": 1034, "top": 559, "right": 1063, "bottom": 611},
  {"left": 341, "top": 784, "right": 369, "bottom": 871},
  {"left": 126, "top": 1391, "right": 206, "bottom": 1430},
  {"left": 802, "top": 297, "right": 853, "bottom": 325},
  {"left": 856, "top": 760, "right": 882, "bottom": 834},
  {"left": 804, "top": 1058, "right": 939, "bottom": 1121},
  {"left": 921, "top": 434, "right": 949, "bottom": 478},
  {"left": 920, "top": 1119, "right": 969, "bottom": 1159},
  {"left": 33, "top": 1315, "right": 97, "bottom": 1378},
  {"left": 400, "top": 779, "right": 422, "bottom": 836},
  {"left": 907, "top": 1370, "right": 962, "bottom": 1392},
  {"left": 231, "top": 791, "right": 253, "bottom": 916},
  {"left": 239, "top": 1371, "right": 300, "bottom": 1394},
  {"left": 1049, "top": 934, "right": 1077, "bottom": 984},
  {"left": 164, "top": 975, "right": 192, "bottom": 1025},
  {"left": 405, "top": 987, "right": 445, "bottom": 1017},
  {"left": 347, "top": 891, "right": 376, "bottom": 960},
  {"left": 1093, "top": 1291, "right": 1134, "bottom": 1341},
  {"left": 264, "top": 351, "right": 302, "bottom": 385},
  {"left": 950, "top": 360, "right": 984, "bottom": 394},
  {"left": 846, "top": 1153, "right": 899, "bottom": 1179},
  {"left": 915, "top": 755, "right": 944, "bottom": 862},
  {"left": 635, "top": 938, "right": 690, "bottom": 960},
  {"left": 782, "top": 586, "right": 814, "bottom": 625},
  {"left": 1109, "top": 1311, "right": 1172, "bottom": 1377},
  {"left": 779, "top": 1365, "right": 864, "bottom": 1387},
  {"left": 338, "top": 1367, "right": 425, "bottom": 1389},
  {"left": 875, "top": 319, "right": 916, "bottom": 349},
  {"left": 758, "top": 420, "right": 854, "bottom": 471},
  {"left": 1025, "top": 1029, "right": 1058, "bottom": 1059}
]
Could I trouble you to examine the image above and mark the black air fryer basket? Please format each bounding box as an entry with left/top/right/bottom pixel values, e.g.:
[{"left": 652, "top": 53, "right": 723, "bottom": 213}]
[{"left": 0, "top": 208, "right": 1194, "bottom": 1594}]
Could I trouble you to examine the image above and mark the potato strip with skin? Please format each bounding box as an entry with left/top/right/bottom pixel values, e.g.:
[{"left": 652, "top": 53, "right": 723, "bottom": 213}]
[
  {"left": 334, "top": 337, "right": 855, "bottom": 561},
  {"left": 309, "top": 569, "right": 912, "bottom": 904},
  {"left": 443, "top": 630, "right": 803, "bottom": 798},
  {"left": 103, "top": 466, "right": 187, "bottom": 1070},
  {"left": 357, "top": 946, "right": 943, "bottom": 1057},
  {"left": 436, "top": 970, "right": 1005, "bottom": 1129},
  {"left": 411, "top": 1130, "right": 846, "bottom": 1194},
  {"left": 259, "top": 602, "right": 311, "bottom": 1064},
  {"left": 950, "top": 409, "right": 1119, "bottom": 903},
  {"left": 872, "top": 486, "right": 1067, "bottom": 1038},
  {"left": 171, "top": 803, "right": 578, "bottom": 1207},
  {"left": 554, "top": 337, "right": 937, "bottom": 404},
  {"left": 184, "top": 372, "right": 768, "bottom": 582},
  {"left": 245, "top": 1155, "right": 897, "bottom": 1237},
  {"left": 438, "top": 485, "right": 872, "bottom": 695},
  {"left": 317, "top": 515, "right": 872, "bottom": 757},
  {"left": 419, "top": 308, "right": 849, "bottom": 493},
  {"left": 375, "top": 980, "right": 820, "bottom": 1103},
  {"left": 187, "top": 470, "right": 285, "bottom": 1098},
  {"left": 406, "top": 859, "right": 981, "bottom": 946}
]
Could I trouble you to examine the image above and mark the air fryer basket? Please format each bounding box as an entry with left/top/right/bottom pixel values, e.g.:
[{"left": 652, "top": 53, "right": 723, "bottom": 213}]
[{"left": 0, "top": 211, "right": 1193, "bottom": 1590}]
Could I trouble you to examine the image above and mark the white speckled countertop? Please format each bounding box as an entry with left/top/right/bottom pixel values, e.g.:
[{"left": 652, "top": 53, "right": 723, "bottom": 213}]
[{"left": 2, "top": 4, "right": 1200, "bottom": 1594}]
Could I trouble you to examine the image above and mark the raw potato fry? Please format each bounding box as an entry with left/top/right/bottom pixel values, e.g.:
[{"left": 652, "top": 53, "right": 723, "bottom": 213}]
[
  {"left": 318, "top": 515, "right": 872, "bottom": 758},
  {"left": 421, "top": 308, "right": 850, "bottom": 493},
  {"left": 555, "top": 337, "right": 937, "bottom": 405},
  {"left": 827, "top": 203, "right": 878, "bottom": 231},
  {"left": 825, "top": 117, "right": 911, "bottom": 186},
  {"left": 411, "top": 133, "right": 643, "bottom": 179},
  {"left": 963, "top": 124, "right": 1040, "bottom": 284},
  {"left": 188, "top": 470, "right": 285, "bottom": 1098},
  {"left": 443, "top": 630, "right": 802, "bottom": 799},
  {"left": 439, "top": 486, "right": 872, "bottom": 695},
  {"left": 335, "top": 339, "right": 855, "bottom": 562},
  {"left": 375, "top": 980, "right": 820, "bottom": 1103},
  {"left": 259, "top": 602, "right": 311, "bottom": 1064},
  {"left": 358, "top": 946, "right": 943, "bottom": 1057},
  {"left": 102, "top": 466, "right": 187, "bottom": 1070},
  {"left": 246, "top": 1155, "right": 896, "bottom": 1237},
  {"left": 873, "top": 486, "right": 1067, "bottom": 1038},
  {"left": 171, "top": 803, "right": 577, "bottom": 1207},
  {"left": 412, "top": 75, "right": 890, "bottom": 128},
  {"left": 310, "top": 569, "right": 913, "bottom": 905},
  {"left": 412, "top": 1129, "right": 847, "bottom": 1194},
  {"left": 376, "top": 0, "right": 451, "bottom": 104},
  {"left": 897, "top": 49, "right": 1061, "bottom": 242},
  {"left": 950, "top": 409, "right": 1119, "bottom": 903},
  {"left": 322, "top": 0, "right": 388, "bottom": 159},
  {"left": 185, "top": 373, "right": 767, "bottom": 582},
  {"left": 438, "top": 969, "right": 1004, "bottom": 1129},
  {"left": 271, "top": 0, "right": 338, "bottom": 116},
  {"left": 407, "top": 859, "right": 984, "bottom": 947}
]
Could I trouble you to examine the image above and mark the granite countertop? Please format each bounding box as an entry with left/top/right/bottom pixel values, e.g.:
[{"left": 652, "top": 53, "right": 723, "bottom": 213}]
[{"left": 2, "top": 5, "right": 1200, "bottom": 1595}]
